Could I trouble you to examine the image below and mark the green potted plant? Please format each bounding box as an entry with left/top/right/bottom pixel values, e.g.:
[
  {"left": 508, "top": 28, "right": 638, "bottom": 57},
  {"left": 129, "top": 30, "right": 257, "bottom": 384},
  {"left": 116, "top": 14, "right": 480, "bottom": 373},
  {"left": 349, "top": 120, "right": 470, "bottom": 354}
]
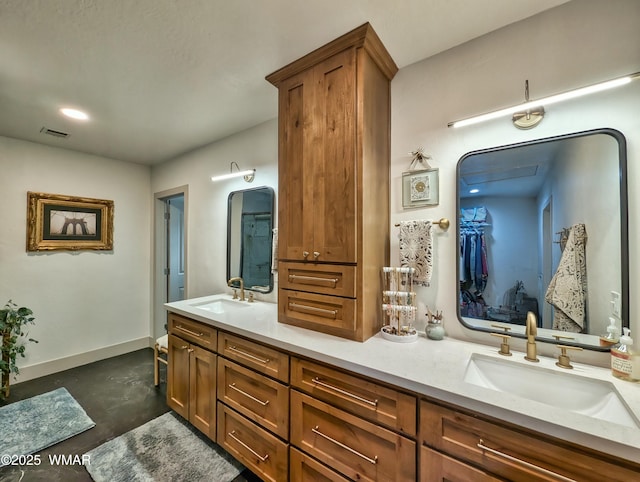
[{"left": 0, "top": 300, "right": 38, "bottom": 400}]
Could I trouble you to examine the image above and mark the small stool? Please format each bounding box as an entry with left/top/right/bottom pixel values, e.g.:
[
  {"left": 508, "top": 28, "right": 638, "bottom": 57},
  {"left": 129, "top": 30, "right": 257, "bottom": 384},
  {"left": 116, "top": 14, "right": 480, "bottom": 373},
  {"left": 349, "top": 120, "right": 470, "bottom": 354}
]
[{"left": 154, "top": 334, "right": 169, "bottom": 386}]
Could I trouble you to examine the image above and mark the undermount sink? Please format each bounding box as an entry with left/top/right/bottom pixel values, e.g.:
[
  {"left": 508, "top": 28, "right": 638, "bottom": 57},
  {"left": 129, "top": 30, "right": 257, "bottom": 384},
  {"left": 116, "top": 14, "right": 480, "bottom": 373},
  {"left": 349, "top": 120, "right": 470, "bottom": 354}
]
[
  {"left": 190, "top": 298, "right": 251, "bottom": 314},
  {"left": 464, "top": 353, "right": 639, "bottom": 428}
]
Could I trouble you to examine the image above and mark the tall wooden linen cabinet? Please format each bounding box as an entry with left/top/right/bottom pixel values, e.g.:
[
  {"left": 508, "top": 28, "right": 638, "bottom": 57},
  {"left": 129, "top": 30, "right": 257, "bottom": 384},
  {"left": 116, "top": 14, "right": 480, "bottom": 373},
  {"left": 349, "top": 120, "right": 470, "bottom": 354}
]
[{"left": 267, "top": 23, "right": 398, "bottom": 341}]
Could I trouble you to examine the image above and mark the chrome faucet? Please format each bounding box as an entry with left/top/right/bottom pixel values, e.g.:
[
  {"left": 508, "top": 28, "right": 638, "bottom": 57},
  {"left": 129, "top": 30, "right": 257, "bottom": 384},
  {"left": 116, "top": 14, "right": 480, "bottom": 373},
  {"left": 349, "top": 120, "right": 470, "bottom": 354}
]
[
  {"left": 524, "top": 311, "right": 539, "bottom": 362},
  {"left": 228, "top": 277, "right": 245, "bottom": 301}
]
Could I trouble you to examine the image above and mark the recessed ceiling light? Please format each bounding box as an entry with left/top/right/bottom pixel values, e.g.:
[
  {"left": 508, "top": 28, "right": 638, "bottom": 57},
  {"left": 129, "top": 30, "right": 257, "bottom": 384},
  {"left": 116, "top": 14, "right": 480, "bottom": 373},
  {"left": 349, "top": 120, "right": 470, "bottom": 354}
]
[
  {"left": 469, "top": 188, "right": 480, "bottom": 194},
  {"left": 60, "top": 108, "right": 89, "bottom": 121}
]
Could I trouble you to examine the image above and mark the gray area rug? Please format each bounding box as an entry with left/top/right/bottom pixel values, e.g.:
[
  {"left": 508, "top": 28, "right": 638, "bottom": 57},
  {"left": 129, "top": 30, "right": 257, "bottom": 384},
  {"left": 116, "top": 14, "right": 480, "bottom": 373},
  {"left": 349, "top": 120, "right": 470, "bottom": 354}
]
[
  {"left": 85, "top": 412, "right": 244, "bottom": 482},
  {"left": 0, "top": 387, "right": 95, "bottom": 466}
]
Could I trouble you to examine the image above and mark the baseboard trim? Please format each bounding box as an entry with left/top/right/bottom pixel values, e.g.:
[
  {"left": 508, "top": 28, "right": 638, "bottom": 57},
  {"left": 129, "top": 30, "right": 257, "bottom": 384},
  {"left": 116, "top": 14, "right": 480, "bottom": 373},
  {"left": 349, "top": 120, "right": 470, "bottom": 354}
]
[{"left": 14, "top": 337, "right": 155, "bottom": 384}]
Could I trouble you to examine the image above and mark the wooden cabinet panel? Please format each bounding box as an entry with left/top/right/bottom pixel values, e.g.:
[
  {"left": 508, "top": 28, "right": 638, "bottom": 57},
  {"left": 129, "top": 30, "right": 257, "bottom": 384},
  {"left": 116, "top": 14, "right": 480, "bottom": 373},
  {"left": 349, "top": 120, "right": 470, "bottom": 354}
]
[
  {"left": 279, "top": 290, "right": 357, "bottom": 339},
  {"left": 420, "top": 399, "right": 640, "bottom": 482},
  {"left": 168, "top": 313, "right": 217, "bottom": 350},
  {"left": 217, "top": 402, "right": 288, "bottom": 482},
  {"left": 291, "top": 390, "right": 415, "bottom": 482},
  {"left": 167, "top": 334, "right": 216, "bottom": 442},
  {"left": 309, "top": 48, "right": 357, "bottom": 264},
  {"left": 167, "top": 333, "right": 190, "bottom": 418},
  {"left": 275, "top": 48, "right": 357, "bottom": 265},
  {"left": 217, "top": 332, "right": 289, "bottom": 383},
  {"left": 291, "top": 357, "right": 416, "bottom": 437},
  {"left": 421, "top": 446, "right": 501, "bottom": 482},
  {"left": 189, "top": 345, "right": 216, "bottom": 441},
  {"left": 218, "top": 357, "right": 289, "bottom": 439},
  {"left": 280, "top": 262, "right": 357, "bottom": 298},
  {"left": 277, "top": 69, "right": 314, "bottom": 262},
  {"left": 290, "top": 447, "right": 350, "bottom": 482}
]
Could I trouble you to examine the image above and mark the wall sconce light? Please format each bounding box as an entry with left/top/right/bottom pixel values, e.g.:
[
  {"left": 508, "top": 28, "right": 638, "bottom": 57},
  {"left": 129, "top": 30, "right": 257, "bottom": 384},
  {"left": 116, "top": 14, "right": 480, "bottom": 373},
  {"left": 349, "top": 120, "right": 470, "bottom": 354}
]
[
  {"left": 447, "top": 72, "right": 639, "bottom": 129},
  {"left": 211, "top": 161, "right": 255, "bottom": 183}
]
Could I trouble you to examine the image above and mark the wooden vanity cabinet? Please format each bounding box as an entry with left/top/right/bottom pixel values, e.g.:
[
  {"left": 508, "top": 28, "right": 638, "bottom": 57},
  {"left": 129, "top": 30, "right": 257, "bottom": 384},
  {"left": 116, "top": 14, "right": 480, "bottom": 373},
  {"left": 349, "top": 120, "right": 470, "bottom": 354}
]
[
  {"left": 420, "top": 399, "right": 640, "bottom": 482},
  {"left": 291, "top": 357, "right": 416, "bottom": 437},
  {"left": 166, "top": 314, "right": 217, "bottom": 441},
  {"left": 289, "top": 447, "right": 350, "bottom": 481},
  {"left": 217, "top": 402, "right": 289, "bottom": 482},
  {"left": 267, "top": 23, "right": 397, "bottom": 342},
  {"left": 216, "top": 332, "right": 291, "bottom": 482},
  {"left": 290, "top": 357, "right": 417, "bottom": 481}
]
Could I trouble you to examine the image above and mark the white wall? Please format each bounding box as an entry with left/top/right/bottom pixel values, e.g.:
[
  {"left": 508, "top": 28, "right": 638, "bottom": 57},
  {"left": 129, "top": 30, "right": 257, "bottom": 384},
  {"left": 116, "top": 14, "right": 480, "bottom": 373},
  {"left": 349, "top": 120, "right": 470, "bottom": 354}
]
[
  {"left": 546, "top": 134, "right": 621, "bottom": 332},
  {"left": 150, "top": 119, "right": 278, "bottom": 335},
  {"left": 0, "top": 136, "right": 151, "bottom": 380},
  {"left": 390, "top": 0, "right": 640, "bottom": 365}
]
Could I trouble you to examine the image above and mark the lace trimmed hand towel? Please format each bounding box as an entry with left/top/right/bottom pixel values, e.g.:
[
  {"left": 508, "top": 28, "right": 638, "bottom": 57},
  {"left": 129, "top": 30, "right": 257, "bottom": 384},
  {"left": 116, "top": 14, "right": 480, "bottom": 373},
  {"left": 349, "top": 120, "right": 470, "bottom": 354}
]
[
  {"left": 398, "top": 220, "right": 433, "bottom": 287},
  {"left": 545, "top": 223, "right": 587, "bottom": 332}
]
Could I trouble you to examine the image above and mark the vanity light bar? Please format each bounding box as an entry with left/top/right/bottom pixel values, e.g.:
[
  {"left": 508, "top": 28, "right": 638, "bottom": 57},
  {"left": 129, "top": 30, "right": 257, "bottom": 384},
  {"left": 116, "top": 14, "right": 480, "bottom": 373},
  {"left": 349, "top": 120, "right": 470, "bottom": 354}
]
[
  {"left": 211, "top": 169, "right": 255, "bottom": 182},
  {"left": 448, "top": 72, "right": 639, "bottom": 128}
]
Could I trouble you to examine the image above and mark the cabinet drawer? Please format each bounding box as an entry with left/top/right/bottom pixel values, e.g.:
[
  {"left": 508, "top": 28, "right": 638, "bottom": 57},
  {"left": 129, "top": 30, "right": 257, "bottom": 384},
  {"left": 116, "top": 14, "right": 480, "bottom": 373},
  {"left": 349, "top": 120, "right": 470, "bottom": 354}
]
[
  {"left": 290, "top": 447, "right": 350, "bottom": 481},
  {"left": 168, "top": 313, "right": 217, "bottom": 350},
  {"left": 218, "top": 332, "right": 289, "bottom": 383},
  {"left": 291, "top": 391, "right": 415, "bottom": 482},
  {"left": 217, "top": 402, "right": 288, "bottom": 482},
  {"left": 279, "top": 262, "right": 356, "bottom": 297},
  {"left": 217, "top": 357, "right": 289, "bottom": 439},
  {"left": 291, "top": 357, "right": 416, "bottom": 437},
  {"left": 279, "top": 290, "right": 357, "bottom": 339},
  {"left": 421, "top": 399, "right": 640, "bottom": 482},
  {"left": 421, "top": 445, "right": 501, "bottom": 482}
]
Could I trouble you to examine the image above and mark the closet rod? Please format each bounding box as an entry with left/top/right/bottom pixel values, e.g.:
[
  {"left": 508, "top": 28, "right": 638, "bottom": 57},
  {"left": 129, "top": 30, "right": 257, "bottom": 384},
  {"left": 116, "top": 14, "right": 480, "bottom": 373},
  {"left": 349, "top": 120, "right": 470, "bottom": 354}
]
[{"left": 395, "top": 218, "right": 450, "bottom": 230}]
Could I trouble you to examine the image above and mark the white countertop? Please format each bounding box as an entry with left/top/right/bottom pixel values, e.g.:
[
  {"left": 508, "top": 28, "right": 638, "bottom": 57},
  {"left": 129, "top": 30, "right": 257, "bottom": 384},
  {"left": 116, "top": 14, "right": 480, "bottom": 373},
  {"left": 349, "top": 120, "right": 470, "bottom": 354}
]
[{"left": 165, "top": 294, "right": 640, "bottom": 463}]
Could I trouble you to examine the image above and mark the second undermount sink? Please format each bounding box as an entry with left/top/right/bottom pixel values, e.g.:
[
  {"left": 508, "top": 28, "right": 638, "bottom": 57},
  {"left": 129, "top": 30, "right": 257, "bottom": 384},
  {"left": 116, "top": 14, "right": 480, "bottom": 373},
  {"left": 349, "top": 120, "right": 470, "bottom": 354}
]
[
  {"left": 190, "top": 298, "right": 251, "bottom": 314},
  {"left": 464, "top": 353, "right": 639, "bottom": 428}
]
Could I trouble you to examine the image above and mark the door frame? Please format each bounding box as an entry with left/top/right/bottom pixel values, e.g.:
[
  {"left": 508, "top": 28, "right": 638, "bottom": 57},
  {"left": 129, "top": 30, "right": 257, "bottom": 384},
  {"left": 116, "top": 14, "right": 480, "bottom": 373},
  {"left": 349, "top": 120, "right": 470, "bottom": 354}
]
[{"left": 153, "top": 185, "right": 188, "bottom": 340}]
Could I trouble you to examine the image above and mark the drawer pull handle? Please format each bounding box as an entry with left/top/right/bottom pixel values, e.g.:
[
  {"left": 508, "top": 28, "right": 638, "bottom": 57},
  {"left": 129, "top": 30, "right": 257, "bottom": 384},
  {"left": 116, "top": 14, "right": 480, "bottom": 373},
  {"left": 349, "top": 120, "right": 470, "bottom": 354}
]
[
  {"left": 180, "top": 345, "right": 188, "bottom": 350},
  {"left": 477, "top": 439, "right": 576, "bottom": 482},
  {"left": 175, "top": 325, "right": 204, "bottom": 337},
  {"left": 228, "top": 345, "right": 270, "bottom": 365},
  {"left": 312, "top": 377, "right": 378, "bottom": 407},
  {"left": 312, "top": 426, "right": 378, "bottom": 465},
  {"left": 288, "top": 274, "right": 339, "bottom": 286},
  {"left": 229, "top": 383, "right": 270, "bottom": 406},
  {"left": 228, "top": 430, "right": 269, "bottom": 462},
  {"left": 289, "top": 303, "right": 337, "bottom": 318}
]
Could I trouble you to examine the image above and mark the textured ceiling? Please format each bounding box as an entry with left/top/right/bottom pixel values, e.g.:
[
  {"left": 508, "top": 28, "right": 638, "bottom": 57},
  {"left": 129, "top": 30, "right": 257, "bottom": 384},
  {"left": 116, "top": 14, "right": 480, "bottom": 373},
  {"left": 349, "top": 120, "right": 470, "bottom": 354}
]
[{"left": 0, "top": 0, "right": 568, "bottom": 165}]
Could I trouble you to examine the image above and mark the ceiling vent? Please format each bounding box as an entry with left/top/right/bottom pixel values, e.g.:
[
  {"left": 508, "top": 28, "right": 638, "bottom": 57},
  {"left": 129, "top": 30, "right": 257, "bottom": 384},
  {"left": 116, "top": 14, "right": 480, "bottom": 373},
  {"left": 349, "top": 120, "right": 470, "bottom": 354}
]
[{"left": 40, "top": 127, "right": 69, "bottom": 138}]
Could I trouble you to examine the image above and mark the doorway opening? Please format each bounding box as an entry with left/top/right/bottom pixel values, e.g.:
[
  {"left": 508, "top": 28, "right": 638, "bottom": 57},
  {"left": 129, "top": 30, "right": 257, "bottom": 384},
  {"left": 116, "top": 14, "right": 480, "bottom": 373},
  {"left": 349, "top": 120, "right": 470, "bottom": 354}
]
[{"left": 154, "top": 187, "right": 187, "bottom": 340}]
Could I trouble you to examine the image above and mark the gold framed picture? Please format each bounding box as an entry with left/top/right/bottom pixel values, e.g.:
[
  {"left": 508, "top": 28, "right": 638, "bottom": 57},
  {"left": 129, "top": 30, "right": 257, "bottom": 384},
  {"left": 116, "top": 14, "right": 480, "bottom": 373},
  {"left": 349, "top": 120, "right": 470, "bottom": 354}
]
[
  {"left": 402, "top": 168, "right": 439, "bottom": 208},
  {"left": 27, "top": 192, "right": 114, "bottom": 251}
]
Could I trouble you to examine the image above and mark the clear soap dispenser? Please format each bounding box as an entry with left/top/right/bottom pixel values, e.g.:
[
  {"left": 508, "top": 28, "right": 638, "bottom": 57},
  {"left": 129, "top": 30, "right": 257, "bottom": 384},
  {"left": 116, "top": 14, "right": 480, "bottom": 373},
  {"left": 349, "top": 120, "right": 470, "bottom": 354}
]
[
  {"left": 611, "top": 328, "right": 639, "bottom": 382},
  {"left": 600, "top": 317, "right": 620, "bottom": 347}
]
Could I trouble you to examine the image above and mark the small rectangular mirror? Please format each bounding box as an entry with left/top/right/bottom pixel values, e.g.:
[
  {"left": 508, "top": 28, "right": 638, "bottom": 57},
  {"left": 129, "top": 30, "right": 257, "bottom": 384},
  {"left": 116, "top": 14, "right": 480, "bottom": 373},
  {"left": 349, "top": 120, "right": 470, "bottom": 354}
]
[{"left": 227, "top": 186, "right": 275, "bottom": 293}]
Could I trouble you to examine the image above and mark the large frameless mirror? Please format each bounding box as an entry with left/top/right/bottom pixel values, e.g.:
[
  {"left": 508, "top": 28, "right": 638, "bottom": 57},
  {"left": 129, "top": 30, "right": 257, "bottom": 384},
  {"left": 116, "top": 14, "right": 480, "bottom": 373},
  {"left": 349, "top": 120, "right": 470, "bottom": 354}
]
[
  {"left": 227, "top": 186, "right": 275, "bottom": 293},
  {"left": 456, "top": 128, "right": 628, "bottom": 350}
]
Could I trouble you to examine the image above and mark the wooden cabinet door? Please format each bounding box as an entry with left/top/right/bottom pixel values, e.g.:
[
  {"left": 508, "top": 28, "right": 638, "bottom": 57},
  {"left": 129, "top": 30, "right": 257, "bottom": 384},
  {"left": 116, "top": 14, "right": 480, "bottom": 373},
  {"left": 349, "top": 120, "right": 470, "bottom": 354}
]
[
  {"left": 421, "top": 446, "right": 501, "bottom": 482},
  {"left": 311, "top": 48, "right": 357, "bottom": 263},
  {"left": 291, "top": 390, "right": 415, "bottom": 482},
  {"left": 278, "top": 68, "right": 315, "bottom": 262},
  {"left": 167, "top": 334, "right": 190, "bottom": 419},
  {"left": 278, "top": 48, "right": 357, "bottom": 264},
  {"left": 189, "top": 345, "right": 216, "bottom": 441}
]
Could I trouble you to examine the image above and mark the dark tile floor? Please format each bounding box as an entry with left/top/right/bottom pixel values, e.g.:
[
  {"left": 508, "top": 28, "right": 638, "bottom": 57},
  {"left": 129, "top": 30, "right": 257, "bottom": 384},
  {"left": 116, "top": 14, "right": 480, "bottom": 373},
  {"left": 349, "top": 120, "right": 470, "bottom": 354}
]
[{"left": 0, "top": 348, "right": 260, "bottom": 482}]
